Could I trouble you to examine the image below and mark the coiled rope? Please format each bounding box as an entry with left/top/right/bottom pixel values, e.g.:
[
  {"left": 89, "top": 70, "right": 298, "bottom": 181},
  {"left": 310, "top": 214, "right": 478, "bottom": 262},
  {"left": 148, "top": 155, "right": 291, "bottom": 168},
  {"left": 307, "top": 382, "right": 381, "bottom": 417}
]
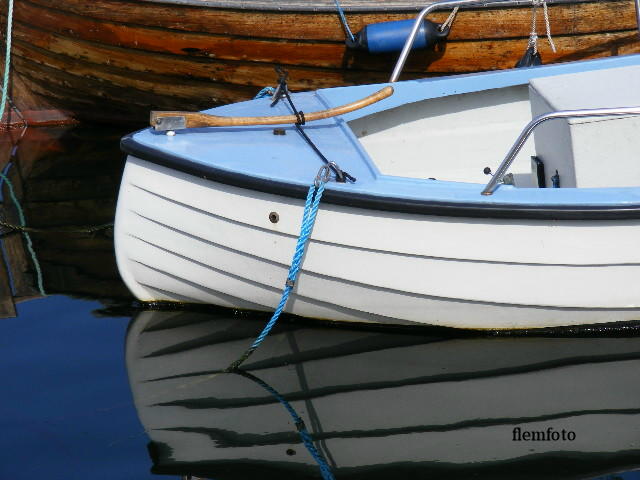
[
  {"left": 1, "top": 0, "right": 13, "bottom": 122},
  {"left": 225, "top": 166, "right": 330, "bottom": 371}
]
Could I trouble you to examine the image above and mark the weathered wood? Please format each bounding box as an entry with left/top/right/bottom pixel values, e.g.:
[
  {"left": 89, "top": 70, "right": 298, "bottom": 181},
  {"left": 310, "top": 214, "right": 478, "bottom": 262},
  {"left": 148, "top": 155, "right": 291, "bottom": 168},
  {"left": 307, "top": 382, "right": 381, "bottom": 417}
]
[
  {"left": 23, "top": 0, "right": 638, "bottom": 40},
  {"left": 13, "top": 24, "right": 640, "bottom": 88},
  {"left": 0, "top": 53, "right": 76, "bottom": 129},
  {"left": 8, "top": 0, "right": 640, "bottom": 124}
]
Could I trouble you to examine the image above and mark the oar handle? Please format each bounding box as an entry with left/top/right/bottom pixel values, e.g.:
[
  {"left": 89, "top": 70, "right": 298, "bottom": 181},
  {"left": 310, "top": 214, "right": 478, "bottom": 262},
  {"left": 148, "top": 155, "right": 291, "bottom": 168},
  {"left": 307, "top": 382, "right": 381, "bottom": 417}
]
[{"left": 150, "top": 86, "right": 394, "bottom": 131}]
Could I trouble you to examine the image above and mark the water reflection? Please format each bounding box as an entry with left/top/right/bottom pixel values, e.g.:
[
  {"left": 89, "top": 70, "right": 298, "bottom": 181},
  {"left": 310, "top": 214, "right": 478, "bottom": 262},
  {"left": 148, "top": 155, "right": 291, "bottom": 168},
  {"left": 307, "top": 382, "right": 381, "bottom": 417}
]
[
  {"left": 126, "top": 310, "right": 640, "bottom": 480},
  {"left": 0, "top": 125, "right": 131, "bottom": 318},
  {"left": 1, "top": 125, "right": 639, "bottom": 479}
]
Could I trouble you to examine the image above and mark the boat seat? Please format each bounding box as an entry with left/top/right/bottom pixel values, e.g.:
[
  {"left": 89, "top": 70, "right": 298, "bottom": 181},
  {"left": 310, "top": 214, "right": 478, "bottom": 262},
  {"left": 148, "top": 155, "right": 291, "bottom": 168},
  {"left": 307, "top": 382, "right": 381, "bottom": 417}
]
[{"left": 529, "top": 65, "right": 640, "bottom": 188}]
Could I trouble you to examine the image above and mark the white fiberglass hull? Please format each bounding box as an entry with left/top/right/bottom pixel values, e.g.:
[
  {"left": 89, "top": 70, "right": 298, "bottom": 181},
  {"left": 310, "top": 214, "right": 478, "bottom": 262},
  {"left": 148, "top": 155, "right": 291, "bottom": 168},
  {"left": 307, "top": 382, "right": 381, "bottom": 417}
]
[{"left": 114, "top": 156, "right": 640, "bottom": 329}]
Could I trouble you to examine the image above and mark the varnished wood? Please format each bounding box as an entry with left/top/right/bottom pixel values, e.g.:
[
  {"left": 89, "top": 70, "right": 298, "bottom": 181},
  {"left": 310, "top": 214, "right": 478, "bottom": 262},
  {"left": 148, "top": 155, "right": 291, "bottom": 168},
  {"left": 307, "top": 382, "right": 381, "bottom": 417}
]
[
  {"left": 151, "top": 86, "right": 393, "bottom": 129},
  {"left": 0, "top": 56, "right": 76, "bottom": 129},
  {"left": 7, "top": 0, "right": 639, "bottom": 125},
  {"left": 22, "top": 0, "right": 637, "bottom": 40}
]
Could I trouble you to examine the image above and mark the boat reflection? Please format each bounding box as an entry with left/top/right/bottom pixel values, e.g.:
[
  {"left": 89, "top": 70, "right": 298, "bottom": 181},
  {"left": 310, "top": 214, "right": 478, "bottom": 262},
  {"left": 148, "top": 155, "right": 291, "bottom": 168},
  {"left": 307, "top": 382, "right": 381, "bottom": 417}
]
[
  {"left": 0, "top": 125, "right": 132, "bottom": 318},
  {"left": 126, "top": 310, "right": 640, "bottom": 479}
]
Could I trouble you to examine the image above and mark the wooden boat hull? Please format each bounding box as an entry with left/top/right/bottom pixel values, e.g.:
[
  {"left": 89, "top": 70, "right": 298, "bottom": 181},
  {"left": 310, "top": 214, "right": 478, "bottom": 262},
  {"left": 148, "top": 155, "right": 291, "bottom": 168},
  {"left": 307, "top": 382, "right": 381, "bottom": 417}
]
[
  {"left": 126, "top": 310, "right": 640, "bottom": 479},
  {"left": 7, "top": 0, "right": 640, "bottom": 124}
]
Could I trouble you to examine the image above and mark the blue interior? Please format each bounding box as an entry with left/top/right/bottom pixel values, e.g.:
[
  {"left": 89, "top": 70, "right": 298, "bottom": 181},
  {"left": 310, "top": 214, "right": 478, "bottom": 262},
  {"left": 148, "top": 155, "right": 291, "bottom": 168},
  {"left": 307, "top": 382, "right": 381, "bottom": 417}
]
[{"left": 129, "top": 54, "right": 640, "bottom": 209}]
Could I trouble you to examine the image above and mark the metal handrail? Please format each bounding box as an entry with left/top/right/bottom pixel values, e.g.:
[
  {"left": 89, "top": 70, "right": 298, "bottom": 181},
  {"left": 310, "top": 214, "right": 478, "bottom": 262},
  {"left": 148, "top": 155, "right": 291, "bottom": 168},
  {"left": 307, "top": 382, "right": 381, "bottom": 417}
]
[
  {"left": 636, "top": 0, "right": 640, "bottom": 38},
  {"left": 481, "top": 107, "right": 640, "bottom": 195},
  {"left": 390, "top": 0, "right": 640, "bottom": 83}
]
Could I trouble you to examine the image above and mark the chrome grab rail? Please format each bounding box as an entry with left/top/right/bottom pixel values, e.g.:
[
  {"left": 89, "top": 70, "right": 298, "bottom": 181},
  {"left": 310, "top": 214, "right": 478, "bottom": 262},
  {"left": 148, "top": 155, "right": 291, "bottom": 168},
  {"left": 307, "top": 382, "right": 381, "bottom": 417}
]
[
  {"left": 636, "top": 0, "right": 640, "bottom": 38},
  {"left": 389, "top": 0, "right": 640, "bottom": 193},
  {"left": 391, "top": 0, "right": 531, "bottom": 83},
  {"left": 481, "top": 107, "right": 640, "bottom": 195},
  {"left": 391, "top": 0, "right": 640, "bottom": 83}
]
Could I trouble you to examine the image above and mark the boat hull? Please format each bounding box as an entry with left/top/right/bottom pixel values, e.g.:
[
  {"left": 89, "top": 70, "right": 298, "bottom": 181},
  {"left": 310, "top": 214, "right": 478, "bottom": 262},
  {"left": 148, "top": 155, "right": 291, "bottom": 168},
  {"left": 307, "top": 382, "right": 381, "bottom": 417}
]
[
  {"left": 9, "top": 0, "right": 640, "bottom": 123},
  {"left": 115, "top": 156, "right": 640, "bottom": 329}
]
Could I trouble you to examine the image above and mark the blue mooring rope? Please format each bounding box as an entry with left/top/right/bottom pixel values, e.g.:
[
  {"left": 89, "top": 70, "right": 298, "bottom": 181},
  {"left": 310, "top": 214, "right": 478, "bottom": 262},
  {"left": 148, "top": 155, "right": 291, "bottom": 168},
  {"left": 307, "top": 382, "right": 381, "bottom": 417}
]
[
  {"left": 236, "top": 370, "right": 335, "bottom": 480},
  {"left": 225, "top": 171, "right": 329, "bottom": 372},
  {"left": 1, "top": 0, "right": 13, "bottom": 122},
  {"left": 333, "top": 0, "right": 355, "bottom": 42}
]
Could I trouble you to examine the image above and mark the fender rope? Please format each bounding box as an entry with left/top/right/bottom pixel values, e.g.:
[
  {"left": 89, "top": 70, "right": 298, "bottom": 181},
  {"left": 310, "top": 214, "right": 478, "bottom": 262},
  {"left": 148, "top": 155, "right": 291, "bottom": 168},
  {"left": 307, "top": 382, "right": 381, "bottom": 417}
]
[
  {"left": 528, "top": 0, "right": 556, "bottom": 55},
  {"left": 235, "top": 369, "right": 335, "bottom": 480},
  {"left": 225, "top": 166, "right": 330, "bottom": 372},
  {"left": 440, "top": 6, "right": 459, "bottom": 32},
  {"left": 333, "top": 0, "right": 355, "bottom": 43}
]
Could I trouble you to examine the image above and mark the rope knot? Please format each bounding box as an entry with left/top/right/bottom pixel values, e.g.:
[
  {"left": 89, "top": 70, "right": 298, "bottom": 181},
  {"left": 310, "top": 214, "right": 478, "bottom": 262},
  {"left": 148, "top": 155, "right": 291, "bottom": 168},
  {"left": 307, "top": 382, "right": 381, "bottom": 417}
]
[{"left": 528, "top": 0, "right": 556, "bottom": 55}]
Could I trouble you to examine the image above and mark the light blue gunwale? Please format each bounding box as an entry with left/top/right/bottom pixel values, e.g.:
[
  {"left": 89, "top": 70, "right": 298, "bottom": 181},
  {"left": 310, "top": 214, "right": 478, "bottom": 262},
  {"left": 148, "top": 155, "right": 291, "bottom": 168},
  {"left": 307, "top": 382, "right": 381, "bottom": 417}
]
[{"left": 130, "top": 54, "right": 640, "bottom": 209}]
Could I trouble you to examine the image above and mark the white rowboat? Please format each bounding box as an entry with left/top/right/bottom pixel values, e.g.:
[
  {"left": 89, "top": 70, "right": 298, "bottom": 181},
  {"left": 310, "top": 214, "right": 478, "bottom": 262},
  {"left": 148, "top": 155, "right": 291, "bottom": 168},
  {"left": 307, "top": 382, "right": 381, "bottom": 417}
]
[{"left": 116, "top": 52, "right": 640, "bottom": 329}]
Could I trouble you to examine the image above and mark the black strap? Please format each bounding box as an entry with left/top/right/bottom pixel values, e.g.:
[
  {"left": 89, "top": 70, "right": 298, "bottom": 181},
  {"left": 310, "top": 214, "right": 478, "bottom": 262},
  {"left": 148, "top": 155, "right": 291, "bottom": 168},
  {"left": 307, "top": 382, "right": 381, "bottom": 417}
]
[{"left": 270, "top": 67, "right": 356, "bottom": 183}]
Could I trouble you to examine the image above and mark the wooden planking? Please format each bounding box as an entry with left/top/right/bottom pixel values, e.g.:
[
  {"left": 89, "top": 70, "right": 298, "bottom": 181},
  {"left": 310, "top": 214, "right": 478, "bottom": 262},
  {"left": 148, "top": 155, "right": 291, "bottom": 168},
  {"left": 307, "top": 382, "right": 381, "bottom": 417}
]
[
  {"left": 135, "top": 0, "right": 613, "bottom": 10},
  {"left": 9, "top": 0, "right": 640, "bottom": 123},
  {"left": 11, "top": 28, "right": 640, "bottom": 122},
  {"left": 11, "top": 55, "right": 252, "bottom": 121},
  {"left": 13, "top": 1, "right": 640, "bottom": 67},
  {"left": 23, "top": 0, "right": 638, "bottom": 41},
  {"left": 12, "top": 19, "right": 640, "bottom": 83},
  {"left": 0, "top": 54, "right": 76, "bottom": 128}
]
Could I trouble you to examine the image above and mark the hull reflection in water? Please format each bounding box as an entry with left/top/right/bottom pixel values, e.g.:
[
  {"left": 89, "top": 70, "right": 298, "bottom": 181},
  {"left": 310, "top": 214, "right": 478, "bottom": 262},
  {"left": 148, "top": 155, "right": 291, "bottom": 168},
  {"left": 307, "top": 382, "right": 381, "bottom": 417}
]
[{"left": 126, "top": 310, "right": 640, "bottom": 479}]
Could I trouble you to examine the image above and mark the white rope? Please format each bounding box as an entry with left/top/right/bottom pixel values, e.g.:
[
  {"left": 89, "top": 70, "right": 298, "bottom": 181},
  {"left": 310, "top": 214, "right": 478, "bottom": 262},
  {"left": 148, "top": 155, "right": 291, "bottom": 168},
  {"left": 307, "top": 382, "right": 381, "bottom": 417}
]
[
  {"left": 528, "top": 0, "right": 556, "bottom": 54},
  {"left": 542, "top": 0, "right": 557, "bottom": 53},
  {"left": 440, "top": 6, "right": 459, "bottom": 31},
  {"left": 528, "top": 0, "right": 539, "bottom": 54}
]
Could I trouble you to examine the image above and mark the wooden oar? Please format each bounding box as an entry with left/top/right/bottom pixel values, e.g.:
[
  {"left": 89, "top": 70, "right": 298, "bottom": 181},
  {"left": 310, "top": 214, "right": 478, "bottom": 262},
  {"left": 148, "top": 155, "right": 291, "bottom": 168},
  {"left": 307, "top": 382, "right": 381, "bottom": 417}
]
[{"left": 150, "top": 86, "right": 394, "bottom": 131}]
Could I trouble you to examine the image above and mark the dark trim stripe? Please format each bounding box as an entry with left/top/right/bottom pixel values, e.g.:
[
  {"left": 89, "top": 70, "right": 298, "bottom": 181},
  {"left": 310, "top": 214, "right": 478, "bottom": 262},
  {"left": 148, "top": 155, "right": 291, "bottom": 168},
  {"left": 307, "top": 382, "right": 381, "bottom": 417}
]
[{"left": 121, "top": 134, "right": 640, "bottom": 220}]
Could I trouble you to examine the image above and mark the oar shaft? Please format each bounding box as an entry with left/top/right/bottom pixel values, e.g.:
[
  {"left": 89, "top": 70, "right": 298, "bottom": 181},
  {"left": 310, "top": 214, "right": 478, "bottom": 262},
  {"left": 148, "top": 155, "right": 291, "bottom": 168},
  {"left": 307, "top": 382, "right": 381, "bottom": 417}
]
[{"left": 151, "top": 86, "right": 393, "bottom": 130}]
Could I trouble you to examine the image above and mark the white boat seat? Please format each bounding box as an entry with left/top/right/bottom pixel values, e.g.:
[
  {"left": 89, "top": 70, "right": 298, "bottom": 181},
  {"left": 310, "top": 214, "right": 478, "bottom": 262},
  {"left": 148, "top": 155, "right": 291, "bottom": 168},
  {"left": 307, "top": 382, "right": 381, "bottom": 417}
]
[{"left": 529, "top": 65, "right": 640, "bottom": 188}]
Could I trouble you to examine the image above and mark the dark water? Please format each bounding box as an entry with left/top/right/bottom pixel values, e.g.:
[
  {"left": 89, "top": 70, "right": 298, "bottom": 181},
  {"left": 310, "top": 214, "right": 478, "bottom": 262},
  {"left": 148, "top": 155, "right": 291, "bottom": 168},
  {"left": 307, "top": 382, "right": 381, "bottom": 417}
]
[{"left": 2, "top": 126, "right": 640, "bottom": 480}]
